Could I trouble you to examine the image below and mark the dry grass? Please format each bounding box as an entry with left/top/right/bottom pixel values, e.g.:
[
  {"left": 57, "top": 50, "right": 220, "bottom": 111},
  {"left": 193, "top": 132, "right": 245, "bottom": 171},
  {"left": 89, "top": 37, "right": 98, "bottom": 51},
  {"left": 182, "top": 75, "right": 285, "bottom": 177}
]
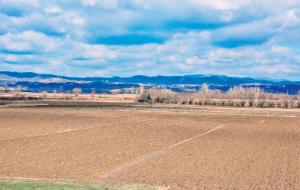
[{"left": 0, "top": 92, "right": 139, "bottom": 103}]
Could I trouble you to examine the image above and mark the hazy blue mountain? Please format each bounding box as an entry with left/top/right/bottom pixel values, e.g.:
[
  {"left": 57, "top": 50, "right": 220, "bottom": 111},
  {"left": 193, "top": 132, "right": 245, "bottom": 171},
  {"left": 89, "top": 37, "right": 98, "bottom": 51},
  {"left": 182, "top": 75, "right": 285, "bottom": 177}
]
[{"left": 1, "top": 71, "right": 300, "bottom": 94}]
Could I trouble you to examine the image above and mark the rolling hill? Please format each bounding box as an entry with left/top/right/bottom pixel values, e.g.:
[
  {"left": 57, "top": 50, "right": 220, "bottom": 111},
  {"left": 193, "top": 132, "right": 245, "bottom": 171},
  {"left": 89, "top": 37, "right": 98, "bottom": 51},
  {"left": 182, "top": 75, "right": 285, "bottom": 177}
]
[{"left": 0, "top": 71, "right": 300, "bottom": 94}]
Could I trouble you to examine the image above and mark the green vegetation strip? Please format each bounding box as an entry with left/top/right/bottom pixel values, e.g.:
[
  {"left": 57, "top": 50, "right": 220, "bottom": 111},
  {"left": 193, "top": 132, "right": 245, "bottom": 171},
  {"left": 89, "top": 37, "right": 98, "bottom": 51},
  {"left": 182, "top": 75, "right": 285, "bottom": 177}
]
[{"left": 0, "top": 180, "right": 157, "bottom": 190}]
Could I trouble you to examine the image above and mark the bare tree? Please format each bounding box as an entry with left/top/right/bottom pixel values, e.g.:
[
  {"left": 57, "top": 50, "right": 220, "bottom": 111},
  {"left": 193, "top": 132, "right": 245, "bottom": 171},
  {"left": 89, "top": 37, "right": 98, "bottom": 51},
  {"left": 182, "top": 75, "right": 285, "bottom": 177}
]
[
  {"left": 138, "top": 85, "right": 299, "bottom": 108},
  {"left": 138, "top": 85, "right": 145, "bottom": 95},
  {"left": 72, "top": 88, "right": 82, "bottom": 97},
  {"left": 200, "top": 83, "right": 209, "bottom": 95}
]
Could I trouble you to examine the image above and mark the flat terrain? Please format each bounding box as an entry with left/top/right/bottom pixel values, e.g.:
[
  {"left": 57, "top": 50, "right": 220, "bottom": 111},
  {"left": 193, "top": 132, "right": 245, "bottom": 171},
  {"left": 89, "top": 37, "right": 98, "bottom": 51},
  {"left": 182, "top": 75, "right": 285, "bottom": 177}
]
[{"left": 0, "top": 104, "right": 299, "bottom": 189}]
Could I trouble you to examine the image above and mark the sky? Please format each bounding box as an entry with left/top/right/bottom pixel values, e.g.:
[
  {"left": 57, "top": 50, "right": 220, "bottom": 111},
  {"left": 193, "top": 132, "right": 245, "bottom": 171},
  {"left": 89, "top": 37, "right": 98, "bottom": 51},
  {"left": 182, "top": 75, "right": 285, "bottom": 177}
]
[{"left": 0, "top": 0, "right": 300, "bottom": 80}]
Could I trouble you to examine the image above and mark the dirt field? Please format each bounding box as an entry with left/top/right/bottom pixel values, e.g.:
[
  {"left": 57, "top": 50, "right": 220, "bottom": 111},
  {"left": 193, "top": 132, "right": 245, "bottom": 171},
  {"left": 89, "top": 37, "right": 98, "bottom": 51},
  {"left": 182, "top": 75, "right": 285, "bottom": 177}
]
[{"left": 0, "top": 104, "right": 299, "bottom": 189}]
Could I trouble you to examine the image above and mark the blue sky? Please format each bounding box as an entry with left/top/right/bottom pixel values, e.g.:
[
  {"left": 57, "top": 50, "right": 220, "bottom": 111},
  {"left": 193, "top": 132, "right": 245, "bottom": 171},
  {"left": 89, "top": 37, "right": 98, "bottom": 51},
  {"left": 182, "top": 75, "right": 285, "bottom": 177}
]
[{"left": 0, "top": 0, "right": 300, "bottom": 80}]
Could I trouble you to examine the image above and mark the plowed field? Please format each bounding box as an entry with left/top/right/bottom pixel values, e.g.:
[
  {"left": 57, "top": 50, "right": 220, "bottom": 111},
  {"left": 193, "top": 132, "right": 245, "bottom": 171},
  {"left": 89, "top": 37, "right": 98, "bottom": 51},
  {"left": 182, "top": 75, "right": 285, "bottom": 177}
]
[{"left": 0, "top": 105, "right": 299, "bottom": 189}]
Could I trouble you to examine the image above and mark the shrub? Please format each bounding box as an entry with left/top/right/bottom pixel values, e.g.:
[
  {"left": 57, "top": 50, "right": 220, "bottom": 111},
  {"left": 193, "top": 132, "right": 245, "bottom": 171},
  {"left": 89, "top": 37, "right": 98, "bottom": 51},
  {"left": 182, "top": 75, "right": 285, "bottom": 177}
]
[{"left": 138, "top": 92, "right": 151, "bottom": 102}]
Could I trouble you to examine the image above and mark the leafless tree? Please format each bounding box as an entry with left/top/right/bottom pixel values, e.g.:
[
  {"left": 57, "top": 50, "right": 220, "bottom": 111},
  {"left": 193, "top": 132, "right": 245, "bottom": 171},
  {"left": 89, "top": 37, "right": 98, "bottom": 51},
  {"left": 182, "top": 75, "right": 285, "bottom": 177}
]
[
  {"left": 41, "top": 91, "right": 48, "bottom": 98},
  {"left": 72, "top": 88, "right": 82, "bottom": 97},
  {"left": 139, "top": 86, "right": 299, "bottom": 109},
  {"left": 199, "top": 83, "right": 209, "bottom": 95},
  {"left": 138, "top": 85, "right": 145, "bottom": 95}
]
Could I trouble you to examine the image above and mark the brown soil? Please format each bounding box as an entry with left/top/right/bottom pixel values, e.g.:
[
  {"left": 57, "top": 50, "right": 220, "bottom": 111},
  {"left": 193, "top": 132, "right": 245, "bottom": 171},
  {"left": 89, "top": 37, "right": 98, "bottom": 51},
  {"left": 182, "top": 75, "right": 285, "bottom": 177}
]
[{"left": 0, "top": 105, "right": 299, "bottom": 189}]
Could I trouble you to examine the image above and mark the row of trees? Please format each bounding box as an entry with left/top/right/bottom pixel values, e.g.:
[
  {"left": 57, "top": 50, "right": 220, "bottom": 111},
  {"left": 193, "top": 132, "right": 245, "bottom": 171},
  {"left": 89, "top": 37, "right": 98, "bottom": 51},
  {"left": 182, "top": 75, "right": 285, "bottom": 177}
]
[{"left": 139, "top": 84, "right": 300, "bottom": 108}]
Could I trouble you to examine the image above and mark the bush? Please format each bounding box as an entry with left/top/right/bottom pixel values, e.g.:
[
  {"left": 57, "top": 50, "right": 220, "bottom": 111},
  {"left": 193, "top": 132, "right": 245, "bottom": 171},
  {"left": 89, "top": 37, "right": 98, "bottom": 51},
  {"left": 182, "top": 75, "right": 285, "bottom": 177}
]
[{"left": 138, "top": 92, "right": 151, "bottom": 102}]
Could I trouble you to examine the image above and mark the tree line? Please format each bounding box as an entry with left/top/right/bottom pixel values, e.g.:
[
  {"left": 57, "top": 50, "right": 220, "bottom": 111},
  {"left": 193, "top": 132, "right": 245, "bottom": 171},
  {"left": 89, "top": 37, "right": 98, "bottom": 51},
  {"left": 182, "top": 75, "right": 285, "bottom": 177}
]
[{"left": 139, "top": 84, "right": 300, "bottom": 108}]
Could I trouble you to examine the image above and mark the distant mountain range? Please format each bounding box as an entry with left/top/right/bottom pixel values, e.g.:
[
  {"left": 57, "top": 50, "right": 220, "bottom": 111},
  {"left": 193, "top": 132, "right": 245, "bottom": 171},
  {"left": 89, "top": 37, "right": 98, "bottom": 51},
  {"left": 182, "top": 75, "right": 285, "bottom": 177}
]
[{"left": 1, "top": 71, "right": 300, "bottom": 94}]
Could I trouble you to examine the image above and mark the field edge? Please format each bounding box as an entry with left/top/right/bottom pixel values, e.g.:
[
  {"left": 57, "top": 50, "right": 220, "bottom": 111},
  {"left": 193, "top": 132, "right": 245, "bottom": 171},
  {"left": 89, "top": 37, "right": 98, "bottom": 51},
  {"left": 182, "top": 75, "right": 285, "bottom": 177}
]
[{"left": 0, "top": 178, "right": 167, "bottom": 190}]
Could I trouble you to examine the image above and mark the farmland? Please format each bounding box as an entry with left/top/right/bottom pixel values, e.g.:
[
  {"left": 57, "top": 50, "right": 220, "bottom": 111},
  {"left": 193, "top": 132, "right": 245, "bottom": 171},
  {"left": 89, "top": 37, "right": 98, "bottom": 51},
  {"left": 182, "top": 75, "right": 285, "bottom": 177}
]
[{"left": 0, "top": 103, "right": 299, "bottom": 189}]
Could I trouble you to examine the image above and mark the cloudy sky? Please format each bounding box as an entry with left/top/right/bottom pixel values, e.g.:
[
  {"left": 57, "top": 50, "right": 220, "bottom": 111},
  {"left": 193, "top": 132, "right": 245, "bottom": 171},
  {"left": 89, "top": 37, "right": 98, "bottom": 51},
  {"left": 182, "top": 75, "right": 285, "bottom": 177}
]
[{"left": 0, "top": 0, "right": 300, "bottom": 80}]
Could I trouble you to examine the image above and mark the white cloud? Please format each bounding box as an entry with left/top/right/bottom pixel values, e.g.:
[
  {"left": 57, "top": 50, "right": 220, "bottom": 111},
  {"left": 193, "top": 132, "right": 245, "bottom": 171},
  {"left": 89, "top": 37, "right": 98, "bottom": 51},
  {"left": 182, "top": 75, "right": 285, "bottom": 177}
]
[
  {"left": 185, "top": 56, "right": 207, "bottom": 65},
  {"left": 81, "top": 0, "right": 120, "bottom": 10},
  {"left": 45, "top": 5, "right": 63, "bottom": 15},
  {"left": 0, "top": 0, "right": 39, "bottom": 6},
  {"left": 75, "top": 43, "right": 116, "bottom": 60},
  {"left": 0, "top": 0, "right": 299, "bottom": 79},
  {"left": 0, "top": 30, "right": 61, "bottom": 53}
]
